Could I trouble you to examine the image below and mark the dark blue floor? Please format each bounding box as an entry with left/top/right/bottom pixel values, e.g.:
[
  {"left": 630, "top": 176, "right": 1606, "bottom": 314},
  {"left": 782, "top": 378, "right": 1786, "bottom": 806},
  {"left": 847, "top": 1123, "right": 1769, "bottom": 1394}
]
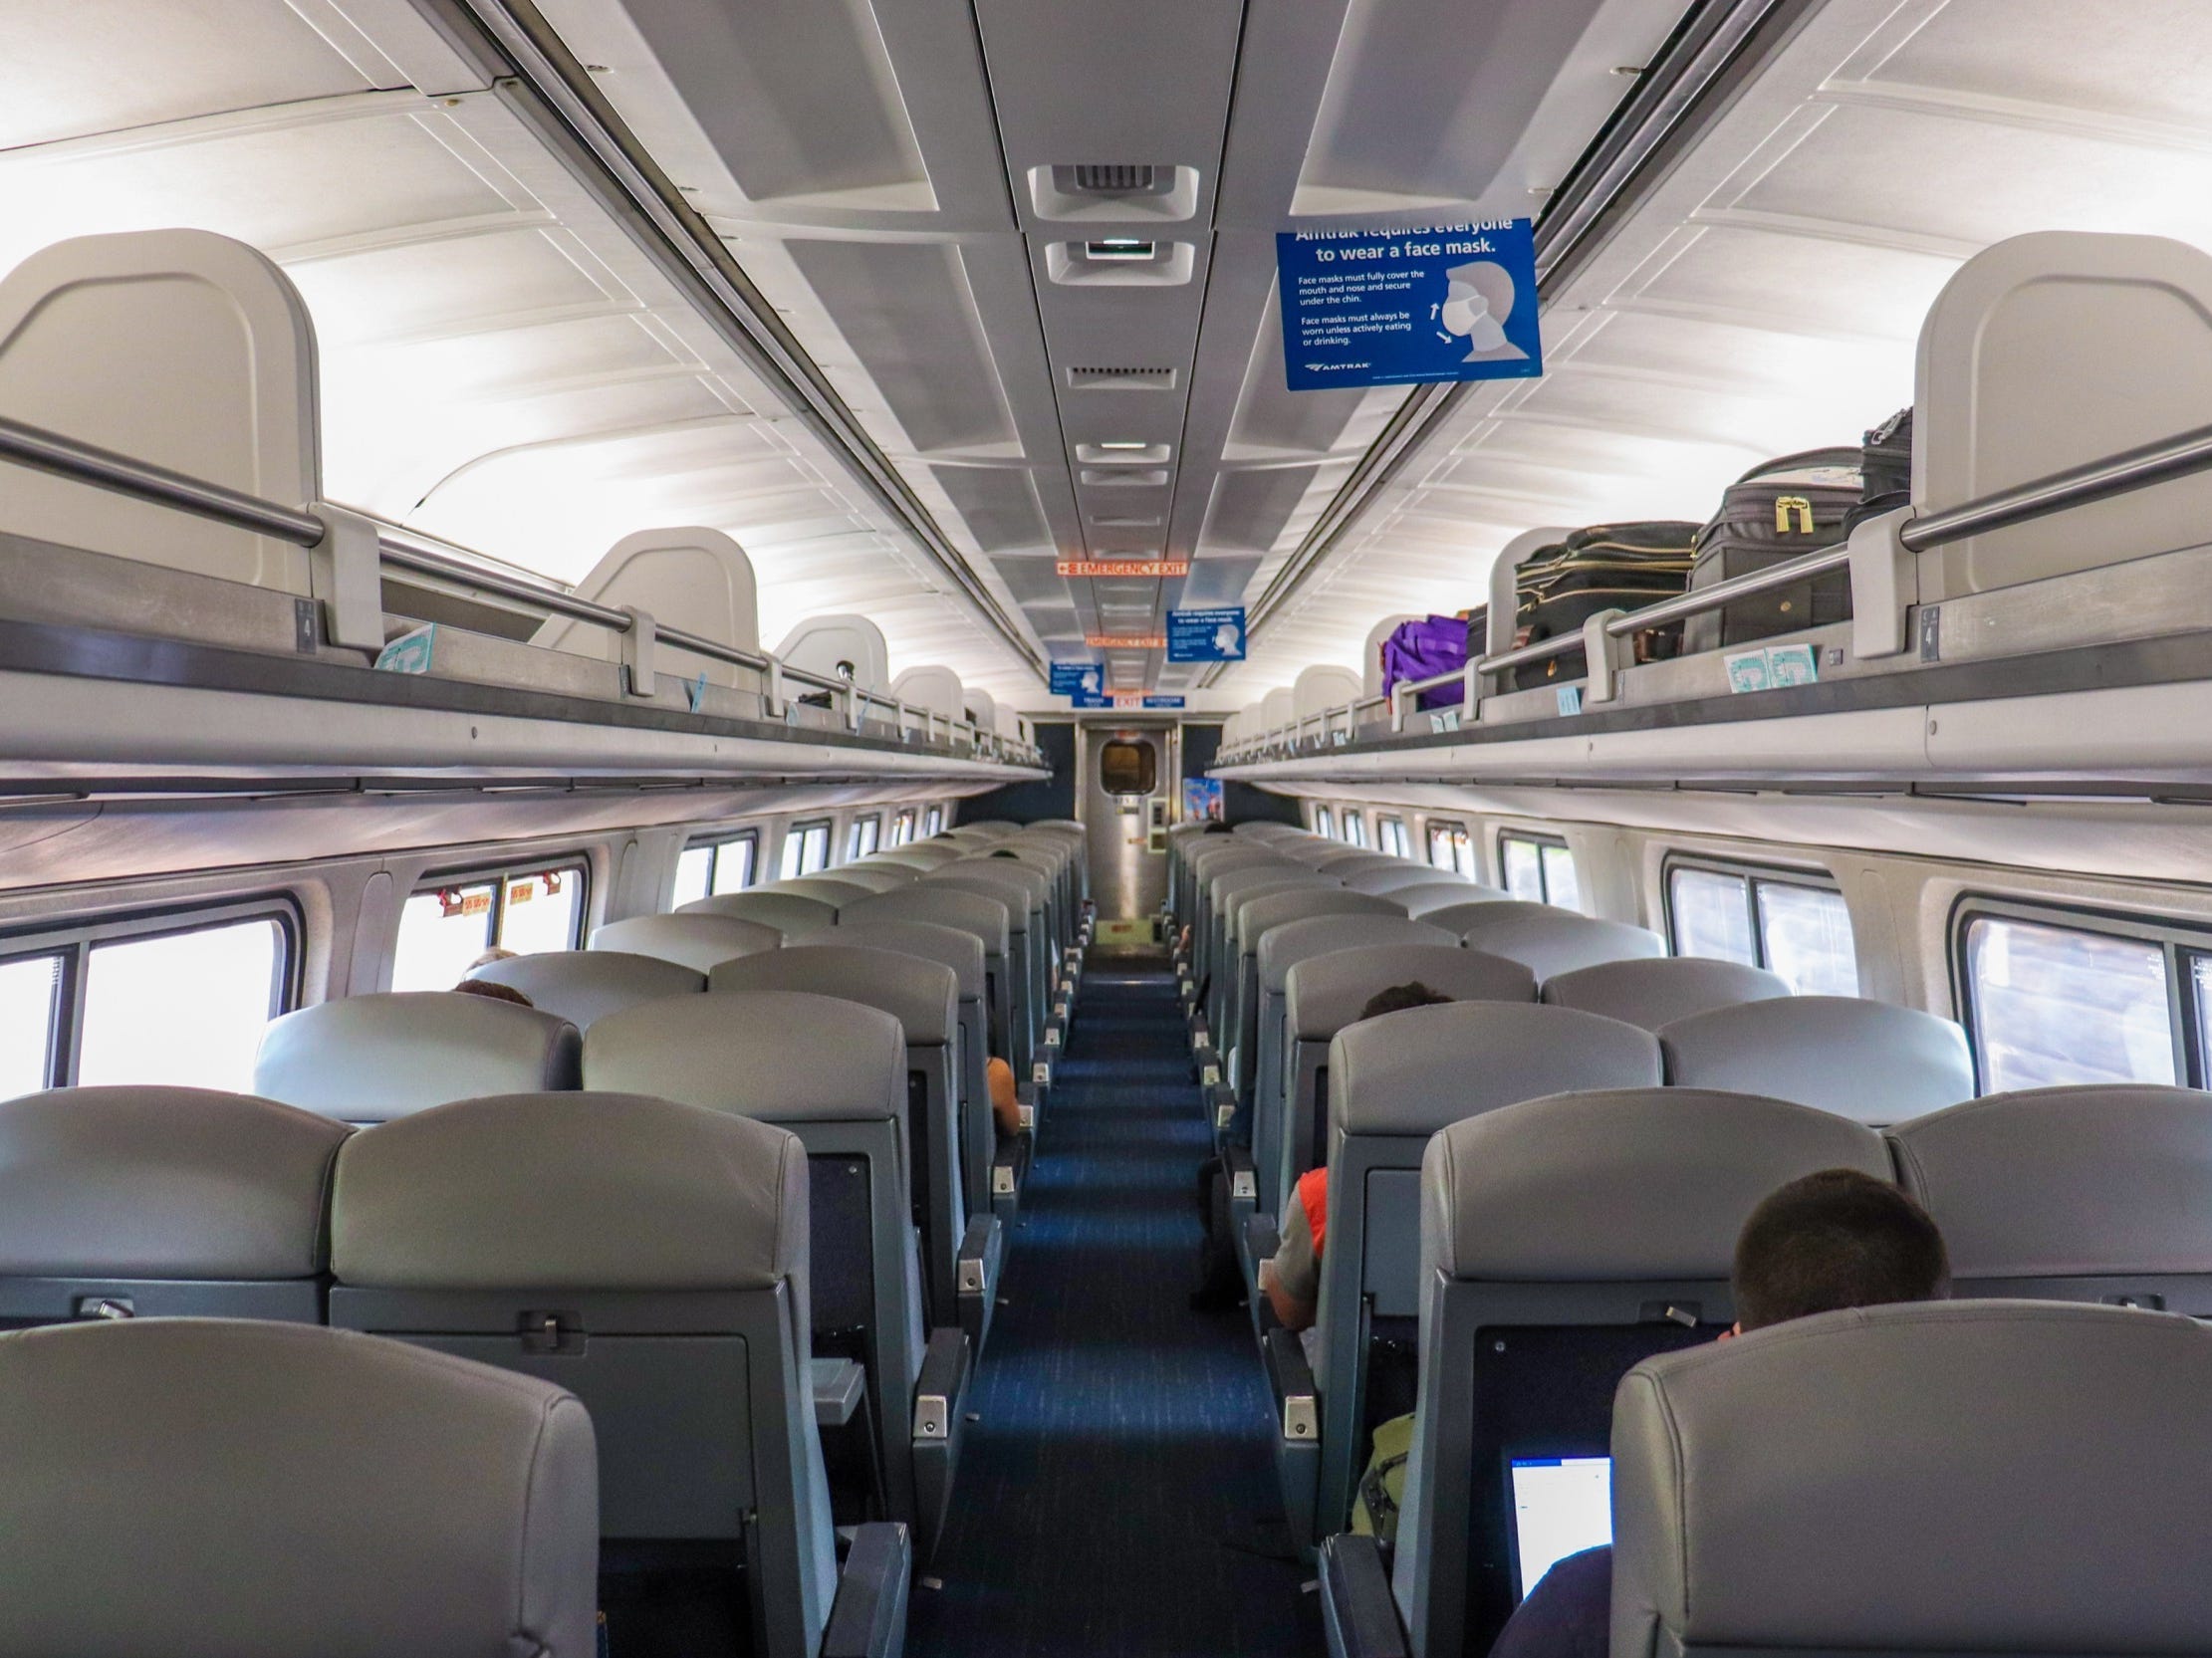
[{"left": 908, "top": 951, "right": 1319, "bottom": 1658}]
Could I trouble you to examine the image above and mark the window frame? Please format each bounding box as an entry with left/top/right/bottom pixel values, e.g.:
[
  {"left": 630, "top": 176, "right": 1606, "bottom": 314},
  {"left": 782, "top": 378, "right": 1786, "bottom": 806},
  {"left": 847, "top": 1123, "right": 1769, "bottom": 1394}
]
[
  {"left": 1498, "top": 830, "right": 1578, "bottom": 905},
  {"left": 1949, "top": 894, "right": 2208, "bottom": 1091},
  {"left": 1427, "top": 819, "right": 1475, "bottom": 876},
  {"left": 1663, "top": 853, "right": 1852, "bottom": 978},
  {"left": 677, "top": 829, "right": 758, "bottom": 902},
  {"left": 1377, "top": 817, "right": 1409, "bottom": 859},
  {"left": 1313, "top": 804, "right": 1336, "bottom": 838},
  {"left": 848, "top": 814, "right": 882, "bottom": 860},
  {"left": 923, "top": 806, "right": 944, "bottom": 837},
  {"left": 0, "top": 895, "right": 302, "bottom": 1091},
  {"left": 403, "top": 856, "right": 591, "bottom": 965},
  {"left": 891, "top": 809, "right": 917, "bottom": 847},
  {"left": 781, "top": 818, "right": 836, "bottom": 878},
  {"left": 1340, "top": 810, "right": 1367, "bottom": 848}
]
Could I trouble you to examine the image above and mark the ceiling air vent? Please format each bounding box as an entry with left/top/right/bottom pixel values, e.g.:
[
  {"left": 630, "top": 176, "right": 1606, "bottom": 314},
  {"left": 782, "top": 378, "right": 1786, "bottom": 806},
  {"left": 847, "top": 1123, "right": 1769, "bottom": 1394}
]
[
  {"left": 1029, "top": 165, "right": 1199, "bottom": 222},
  {"left": 1067, "top": 365, "right": 1177, "bottom": 390},
  {"left": 1064, "top": 163, "right": 1168, "bottom": 196}
]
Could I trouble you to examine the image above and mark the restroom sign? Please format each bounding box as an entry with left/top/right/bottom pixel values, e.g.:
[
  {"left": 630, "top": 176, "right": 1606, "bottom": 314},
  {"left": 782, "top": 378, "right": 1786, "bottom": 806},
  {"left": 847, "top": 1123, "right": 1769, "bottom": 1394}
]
[{"left": 1275, "top": 221, "right": 1543, "bottom": 391}]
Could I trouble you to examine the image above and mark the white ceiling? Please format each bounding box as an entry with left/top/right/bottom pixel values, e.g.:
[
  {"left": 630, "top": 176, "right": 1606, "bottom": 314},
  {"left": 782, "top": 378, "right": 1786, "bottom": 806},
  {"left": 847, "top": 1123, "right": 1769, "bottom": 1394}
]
[{"left": 13, "top": 0, "right": 2212, "bottom": 720}]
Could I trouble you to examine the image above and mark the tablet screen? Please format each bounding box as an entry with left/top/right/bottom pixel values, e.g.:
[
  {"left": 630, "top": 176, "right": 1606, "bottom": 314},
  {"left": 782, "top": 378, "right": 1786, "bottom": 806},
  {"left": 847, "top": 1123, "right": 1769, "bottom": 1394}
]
[{"left": 1508, "top": 1456, "right": 1612, "bottom": 1598}]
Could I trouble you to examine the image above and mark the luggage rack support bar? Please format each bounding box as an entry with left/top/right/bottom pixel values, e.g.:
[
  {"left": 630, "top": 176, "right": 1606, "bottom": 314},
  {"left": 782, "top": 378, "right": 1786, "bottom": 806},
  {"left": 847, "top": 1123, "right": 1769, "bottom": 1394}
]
[
  {"left": 1899, "top": 420, "right": 2212, "bottom": 552},
  {"left": 0, "top": 415, "right": 1040, "bottom": 763}
]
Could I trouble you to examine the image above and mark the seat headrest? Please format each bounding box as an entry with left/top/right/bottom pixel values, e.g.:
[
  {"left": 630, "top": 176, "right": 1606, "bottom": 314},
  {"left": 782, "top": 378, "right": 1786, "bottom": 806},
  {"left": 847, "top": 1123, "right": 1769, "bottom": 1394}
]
[
  {"left": 1343, "top": 865, "right": 1461, "bottom": 897},
  {"left": 469, "top": 950, "right": 705, "bottom": 1030},
  {"left": 820, "top": 920, "right": 985, "bottom": 1000},
  {"left": 584, "top": 989, "right": 905, "bottom": 1123},
  {"left": 0, "top": 1318, "right": 597, "bottom": 1658},
  {"left": 709, "top": 945, "right": 957, "bottom": 1045},
  {"left": 1424, "top": 1088, "right": 1888, "bottom": 1282},
  {"left": 1238, "top": 888, "right": 1404, "bottom": 951},
  {"left": 676, "top": 891, "right": 839, "bottom": 933},
  {"left": 1259, "top": 916, "right": 1457, "bottom": 992},
  {"left": 1662, "top": 996, "right": 1973, "bottom": 1124},
  {"left": 1288, "top": 944, "right": 1535, "bottom": 1039},
  {"left": 1612, "top": 1300, "right": 2212, "bottom": 1658},
  {"left": 1332, "top": 1002, "right": 1659, "bottom": 1136},
  {"left": 772, "top": 876, "right": 869, "bottom": 905},
  {"left": 255, "top": 993, "right": 581, "bottom": 1123},
  {"left": 1398, "top": 881, "right": 1511, "bottom": 918},
  {"left": 0, "top": 1086, "right": 349, "bottom": 1279},
  {"left": 933, "top": 863, "right": 1047, "bottom": 908},
  {"left": 1456, "top": 910, "right": 1667, "bottom": 979},
  {"left": 1889, "top": 1084, "right": 2212, "bottom": 1279},
  {"left": 840, "top": 886, "right": 1008, "bottom": 953},
  {"left": 332, "top": 1091, "right": 808, "bottom": 1295},
  {"left": 592, "top": 912, "right": 781, "bottom": 973},
  {"left": 1418, "top": 897, "right": 1556, "bottom": 932},
  {"left": 1541, "top": 956, "right": 1791, "bottom": 1031}
]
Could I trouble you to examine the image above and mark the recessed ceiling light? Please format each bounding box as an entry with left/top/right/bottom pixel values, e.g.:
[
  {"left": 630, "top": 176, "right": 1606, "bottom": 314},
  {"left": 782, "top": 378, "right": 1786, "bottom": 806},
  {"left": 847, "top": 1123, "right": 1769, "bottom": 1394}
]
[
  {"left": 1096, "top": 440, "right": 1149, "bottom": 451},
  {"left": 1086, "top": 239, "right": 1157, "bottom": 261}
]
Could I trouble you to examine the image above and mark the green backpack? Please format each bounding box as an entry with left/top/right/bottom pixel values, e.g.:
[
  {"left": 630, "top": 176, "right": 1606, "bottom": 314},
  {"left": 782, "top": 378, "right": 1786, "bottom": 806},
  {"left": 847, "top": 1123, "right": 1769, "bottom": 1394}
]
[{"left": 1352, "top": 1412, "right": 1415, "bottom": 1543}]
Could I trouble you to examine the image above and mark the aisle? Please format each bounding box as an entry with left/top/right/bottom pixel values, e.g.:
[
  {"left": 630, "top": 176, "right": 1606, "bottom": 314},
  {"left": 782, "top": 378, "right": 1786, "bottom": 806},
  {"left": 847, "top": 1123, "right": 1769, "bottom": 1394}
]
[{"left": 907, "top": 949, "right": 1317, "bottom": 1658}]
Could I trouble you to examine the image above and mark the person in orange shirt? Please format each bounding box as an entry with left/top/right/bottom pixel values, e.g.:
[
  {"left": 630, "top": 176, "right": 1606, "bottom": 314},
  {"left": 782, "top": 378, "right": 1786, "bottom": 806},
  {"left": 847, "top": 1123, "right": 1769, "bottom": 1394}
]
[{"left": 986, "top": 1055, "right": 1025, "bottom": 1141}]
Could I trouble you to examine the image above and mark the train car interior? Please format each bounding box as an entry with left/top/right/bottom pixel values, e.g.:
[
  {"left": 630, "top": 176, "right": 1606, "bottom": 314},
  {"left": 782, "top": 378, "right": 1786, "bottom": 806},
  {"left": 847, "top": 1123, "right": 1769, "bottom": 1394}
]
[{"left": 8, "top": 2, "right": 2212, "bottom": 1656}]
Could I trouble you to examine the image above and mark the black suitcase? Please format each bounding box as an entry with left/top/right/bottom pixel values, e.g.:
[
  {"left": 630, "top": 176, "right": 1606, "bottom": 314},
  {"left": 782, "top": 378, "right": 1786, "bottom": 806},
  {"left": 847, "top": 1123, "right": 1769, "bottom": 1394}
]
[
  {"left": 1511, "top": 522, "right": 1697, "bottom": 688},
  {"left": 1681, "top": 449, "right": 1861, "bottom": 654},
  {"left": 1848, "top": 406, "right": 1913, "bottom": 531}
]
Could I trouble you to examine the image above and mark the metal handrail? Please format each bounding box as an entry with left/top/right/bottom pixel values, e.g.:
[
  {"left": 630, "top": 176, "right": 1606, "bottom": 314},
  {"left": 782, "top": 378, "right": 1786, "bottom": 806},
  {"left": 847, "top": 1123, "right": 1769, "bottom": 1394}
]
[
  {"left": 0, "top": 413, "right": 1043, "bottom": 764},
  {"left": 1901, "top": 419, "right": 2212, "bottom": 552}
]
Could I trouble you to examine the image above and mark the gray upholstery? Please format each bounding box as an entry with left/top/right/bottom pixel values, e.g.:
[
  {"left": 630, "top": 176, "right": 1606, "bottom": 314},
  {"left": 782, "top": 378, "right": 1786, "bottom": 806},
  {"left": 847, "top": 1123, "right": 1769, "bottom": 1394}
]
[
  {"left": 1332, "top": 1002, "right": 1661, "bottom": 1136},
  {"left": 1612, "top": 1300, "right": 2212, "bottom": 1658},
  {"left": 675, "top": 891, "right": 834, "bottom": 936},
  {"left": 870, "top": 843, "right": 961, "bottom": 871},
  {"left": 842, "top": 886, "right": 1008, "bottom": 956},
  {"left": 1423, "top": 1088, "right": 1889, "bottom": 1283},
  {"left": 469, "top": 950, "right": 704, "bottom": 1031},
  {"left": 596, "top": 911, "right": 781, "bottom": 972},
  {"left": 1454, "top": 909, "right": 1666, "bottom": 980},
  {"left": 709, "top": 946, "right": 957, "bottom": 1045},
  {"left": 0, "top": 1085, "right": 348, "bottom": 1278},
  {"left": 584, "top": 991, "right": 904, "bottom": 1124},
  {"left": 1259, "top": 916, "right": 1457, "bottom": 998},
  {"left": 1238, "top": 885, "right": 1402, "bottom": 946},
  {"left": 1398, "top": 881, "right": 1511, "bottom": 918},
  {"left": 332, "top": 1090, "right": 807, "bottom": 1299},
  {"left": 1662, "top": 996, "right": 1974, "bottom": 1124},
  {"left": 773, "top": 876, "right": 871, "bottom": 904},
  {"left": 1541, "top": 955, "right": 1790, "bottom": 1031},
  {"left": 1287, "top": 944, "right": 1536, "bottom": 1040},
  {"left": 822, "top": 920, "right": 985, "bottom": 1002},
  {"left": 833, "top": 863, "right": 915, "bottom": 892},
  {"left": 0, "top": 1317, "right": 597, "bottom": 1658},
  {"left": 1890, "top": 1085, "right": 2212, "bottom": 1284},
  {"left": 255, "top": 993, "right": 581, "bottom": 1123},
  {"left": 1343, "top": 864, "right": 1470, "bottom": 897}
]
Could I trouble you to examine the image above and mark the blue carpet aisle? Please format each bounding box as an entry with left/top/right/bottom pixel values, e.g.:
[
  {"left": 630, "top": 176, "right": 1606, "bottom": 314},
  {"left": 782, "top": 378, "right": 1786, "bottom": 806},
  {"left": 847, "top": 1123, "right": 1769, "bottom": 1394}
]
[{"left": 907, "top": 949, "right": 1320, "bottom": 1658}]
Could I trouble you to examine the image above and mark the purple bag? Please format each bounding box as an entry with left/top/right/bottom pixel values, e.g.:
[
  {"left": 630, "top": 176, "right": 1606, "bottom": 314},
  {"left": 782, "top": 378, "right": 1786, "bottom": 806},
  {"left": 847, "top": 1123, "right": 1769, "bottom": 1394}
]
[{"left": 1380, "top": 615, "right": 1469, "bottom": 710}]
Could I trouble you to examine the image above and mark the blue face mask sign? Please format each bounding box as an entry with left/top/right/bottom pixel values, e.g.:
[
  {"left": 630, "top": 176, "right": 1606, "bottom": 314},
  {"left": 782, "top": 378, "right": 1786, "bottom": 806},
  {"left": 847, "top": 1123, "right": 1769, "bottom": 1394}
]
[
  {"left": 1167, "top": 607, "right": 1246, "bottom": 662},
  {"left": 1050, "top": 662, "right": 1106, "bottom": 699},
  {"left": 1275, "top": 221, "right": 1543, "bottom": 392}
]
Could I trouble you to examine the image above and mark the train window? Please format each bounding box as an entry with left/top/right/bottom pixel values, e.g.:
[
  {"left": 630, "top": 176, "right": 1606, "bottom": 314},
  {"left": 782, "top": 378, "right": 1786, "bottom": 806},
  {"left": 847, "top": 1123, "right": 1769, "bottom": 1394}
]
[
  {"left": 1427, "top": 821, "right": 1474, "bottom": 875},
  {"left": 924, "top": 806, "right": 944, "bottom": 836},
  {"left": 1962, "top": 912, "right": 2179, "bottom": 1092},
  {"left": 1377, "top": 817, "right": 1409, "bottom": 858},
  {"left": 891, "top": 809, "right": 917, "bottom": 847},
  {"left": 0, "top": 954, "right": 62, "bottom": 1097},
  {"left": 1667, "top": 859, "right": 1857, "bottom": 996},
  {"left": 1500, "top": 832, "right": 1580, "bottom": 910},
  {"left": 78, "top": 918, "right": 288, "bottom": 1092},
  {"left": 393, "top": 863, "right": 586, "bottom": 992},
  {"left": 671, "top": 831, "right": 758, "bottom": 908},
  {"left": 849, "top": 815, "right": 881, "bottom": 858},
  {"left": 780, "top": 820, "right": 833, "bottom": 878},
  {"left": 1341, "top": 811, "right": 1367, "bottom": 847},
  {"left": 1101, "top": 740, "right": 1156, "bottom": 797},
  {"left": 1314, "top": 805, "right": 1335, "bottom": 837}
]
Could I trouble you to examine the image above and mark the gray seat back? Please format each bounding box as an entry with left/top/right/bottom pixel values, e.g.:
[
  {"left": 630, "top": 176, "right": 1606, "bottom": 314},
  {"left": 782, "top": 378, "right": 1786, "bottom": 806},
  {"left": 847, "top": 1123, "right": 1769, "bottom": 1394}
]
[
  {"left": 1188, "top": 844, "right": 1297, "bottom": 956},
  {"left": 1275, "top": 943, "right": 1537, "bottom": 1212},
  {"left": 1311, "top": 1002, "right": 1662, "bottom": 1546},
  {"left": 1395, "top": 1087, "right": 1889, "bottom": 1658},
  {"left": 1612, "top": 1300, "right": 2212, "bottom": 1658},
  {"left": 1662, "top": 996, "right": 1974, "bottom": 1123},
  {"left": 927, "top": 866, "right": 1046, "bottom": 1072},
  {"left": 833, "top": 863, "right": 916, "bottom": 893},
  {"left": 1247, "top": 914, "right": 1456, "bottom": 1213},
  {"left": 676, "top": 890, "right": 836, "bottom": 936},
  {"left": 0, "top": 1085, "right": 349, "bottom": 1327},
  {"left": 709, "top": 945, "right": 965, "bottom": 1326},
  {"left": 823, "top": 920, "right": 993, "bottom": 1222},
  {"left": 581, "top": 991, "right": 930, "bottom": 1525},
  {"left": 1454, "top": 908, "right": 1666, "bottom": 980},
  {"left": 1398, "top": 881, "right": 1512, "bottom": 918},
  {"left": 255, "top": 992, "right": 581, "bottom": 1123},
  {"left": 596, "top": 912, "right": 782, "bottom": 972},
  {"left": 1541, "top": 955, "right": 1790, "bottom": 1030},
  {"left": 329, "top": 1090, "right": 831, "bottom": 1657},
  {"left": 870, "top": 844, "right": 961, "bottom": 872},
  {"left": 773, "top": 875, "right": 871, "bottom": 905},
  {"left": 1231, "top": 890, "right": 1405, "bottom": 1110},
  {"left": 1343, "top": 864, "right": 1470, "bottom": 897},
  {"left": 470, "top": 950, "right": 704, "bottom": 1031},
  {"left": 1889, "top": 1084, "right": 2212, "bottom": 1312},
  {"left": 0, "top": 1316, "right": 598, "bottom": 1658},
  {"left": 1203, "top": 866, "right": 1314, "bottom": 1030},
  {"left": 842, "top": 886, "right": 1014, "bottom": 1071}
]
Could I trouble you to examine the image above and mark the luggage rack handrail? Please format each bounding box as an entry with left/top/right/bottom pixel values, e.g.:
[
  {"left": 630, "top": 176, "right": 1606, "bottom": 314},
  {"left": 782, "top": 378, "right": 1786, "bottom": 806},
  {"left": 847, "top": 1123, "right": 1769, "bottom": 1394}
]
[
  {"left": 0, "top": 413, "right": 1042, "bottom": 766},
  {"left": 1228, "top": 416, "right": 2212, "bottom": 762}
]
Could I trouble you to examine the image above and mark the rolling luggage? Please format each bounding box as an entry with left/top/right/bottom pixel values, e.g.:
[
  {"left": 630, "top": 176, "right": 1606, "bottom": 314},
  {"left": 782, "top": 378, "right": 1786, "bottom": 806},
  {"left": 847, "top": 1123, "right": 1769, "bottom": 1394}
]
[
  {"left": 1510, "top": 522, "right": 1698, "bottom": 688},
  {"left": 1680, "top": 449, "right": 1860, "bottom": 654},
  {"left": 1851, "top": 405, "right": 1913, "bottom": 528}
]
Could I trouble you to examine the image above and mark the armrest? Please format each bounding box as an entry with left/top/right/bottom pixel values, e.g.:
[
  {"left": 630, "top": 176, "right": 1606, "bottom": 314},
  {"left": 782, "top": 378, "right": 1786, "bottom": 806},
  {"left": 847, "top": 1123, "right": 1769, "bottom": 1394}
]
[
  {"left": 956, "top": 1213, "right": 999, "bottom": 1293},
  {"left": 1319, "top": 1534, "right": 1411, "bottom": 1658},
  {"left": 811, "top": 1356, "right": 867, "bottom": 1428},
  {"left": 1243, "top": 1212, "right": 1281, "bottom": 1270},
  {"left": 821, "top": 1521, "right": 911, "bottom": 1658},
  {"left": 1263, "top": 1326, "right": 1319, "bottom": 1443},
  {"left": 1222, "top": 1142, "right": 1258, "bottom": 1204},
  {"left": 912, "top": 1325, "right": 970, "bottom": 1443}
]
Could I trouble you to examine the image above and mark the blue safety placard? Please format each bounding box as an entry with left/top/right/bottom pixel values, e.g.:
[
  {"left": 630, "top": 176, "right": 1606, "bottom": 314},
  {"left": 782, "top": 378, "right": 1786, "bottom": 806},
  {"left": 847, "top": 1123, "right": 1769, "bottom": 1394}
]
[
  {"left": 1183, "top": 778, "right": 1225, "bottom": 822},
  {"left": 1275, "top": 221, "right": 1542, "bottom": 392},
  {"left": 1142, "top": 694, "right": 1185, "bottom": 709},
  {"left": 1069, "top": 685, "right": 1110, "bottom": 708},
  {"left": 1050, "top": 661, "right": 1106, "bottom": 698},
  {"left": 1167, "top": 607, "right": 1246, "bottom": 662}
]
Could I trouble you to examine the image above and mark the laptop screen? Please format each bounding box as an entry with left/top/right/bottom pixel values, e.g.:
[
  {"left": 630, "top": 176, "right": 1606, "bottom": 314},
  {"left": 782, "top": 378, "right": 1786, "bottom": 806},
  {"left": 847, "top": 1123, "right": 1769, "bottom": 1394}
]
[{"left": 1508, "top": 1456, "right": 1612, "bottom": 1598}]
